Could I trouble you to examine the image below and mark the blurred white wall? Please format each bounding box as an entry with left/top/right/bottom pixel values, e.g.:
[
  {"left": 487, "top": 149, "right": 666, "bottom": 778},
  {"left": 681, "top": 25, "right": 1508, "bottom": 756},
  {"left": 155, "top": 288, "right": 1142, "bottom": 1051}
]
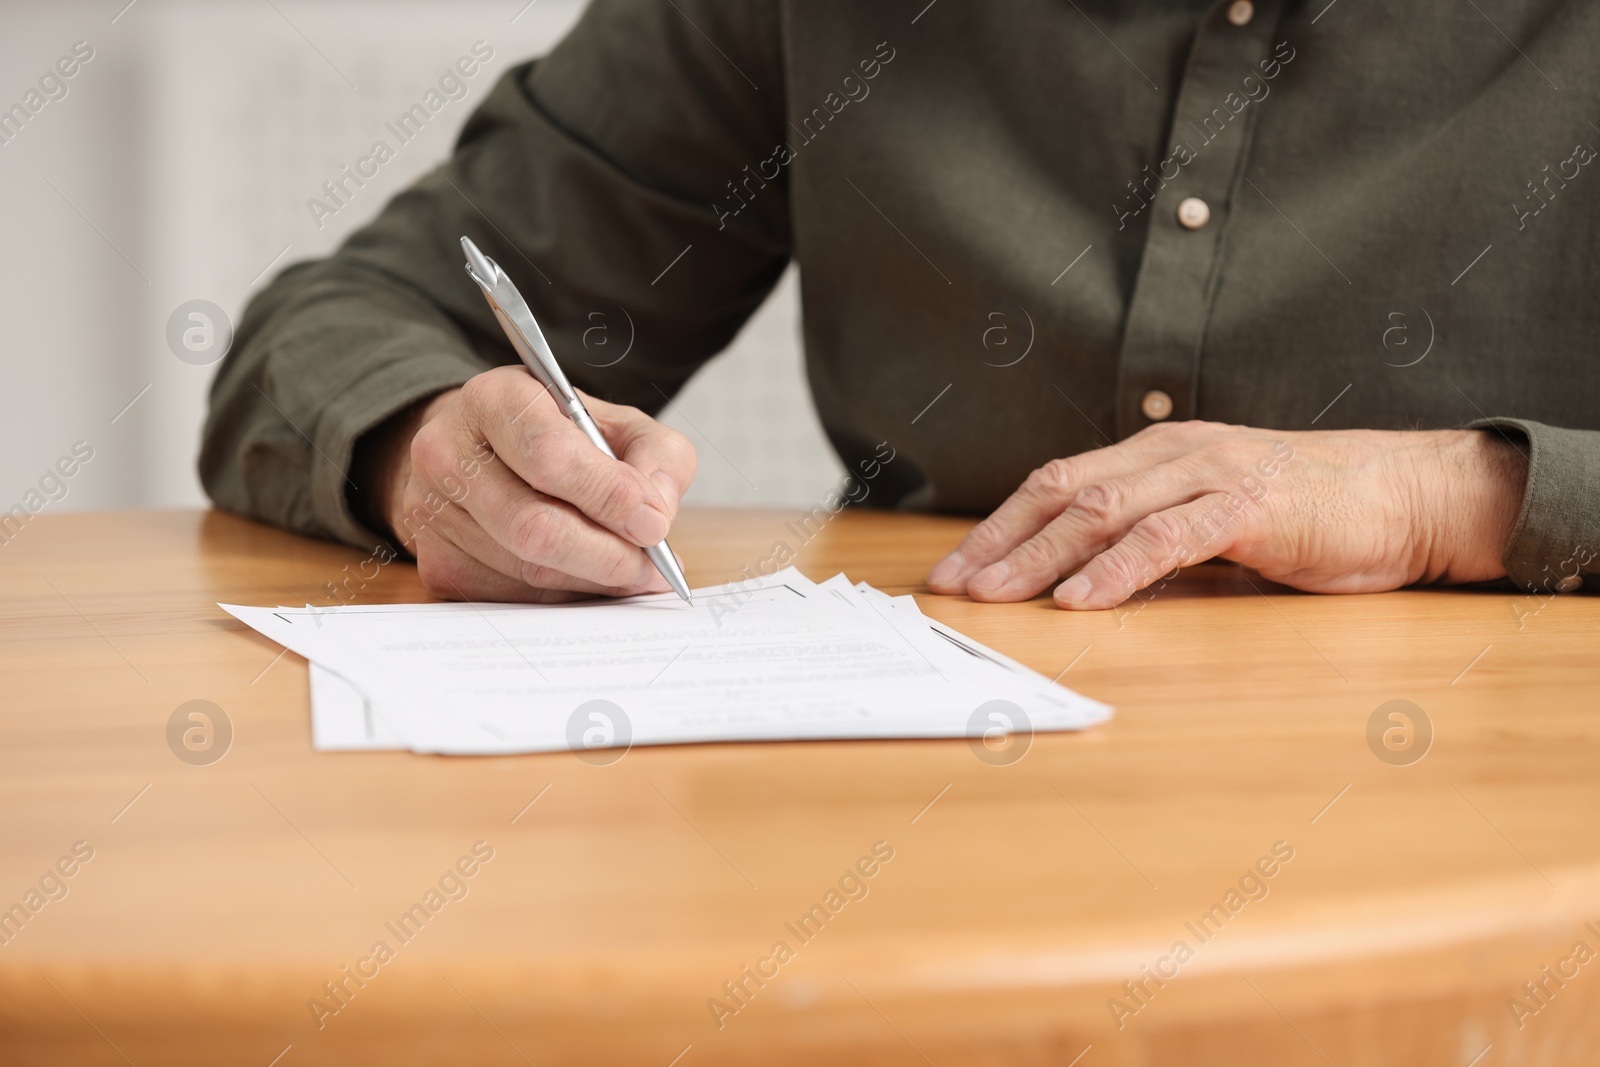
[{"left": 0, "top": 0, "right": 841, "bottom": 522}]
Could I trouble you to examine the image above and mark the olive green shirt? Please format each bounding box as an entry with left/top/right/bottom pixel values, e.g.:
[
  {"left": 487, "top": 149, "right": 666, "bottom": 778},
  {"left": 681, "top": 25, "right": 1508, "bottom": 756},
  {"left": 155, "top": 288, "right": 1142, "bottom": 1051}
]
[{"left": 201, "top": 0, "right": 1600, "bottom": 596}]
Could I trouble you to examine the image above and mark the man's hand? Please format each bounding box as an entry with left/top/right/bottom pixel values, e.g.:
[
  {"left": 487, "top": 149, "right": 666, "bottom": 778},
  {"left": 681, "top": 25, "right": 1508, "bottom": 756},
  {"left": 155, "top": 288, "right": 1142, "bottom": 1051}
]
[
  {"left": 365, "top": 366, "right": 696, "bottom": 602},
  {"left": 926, "top": 422, "right": 1527, "bottom": 610}
]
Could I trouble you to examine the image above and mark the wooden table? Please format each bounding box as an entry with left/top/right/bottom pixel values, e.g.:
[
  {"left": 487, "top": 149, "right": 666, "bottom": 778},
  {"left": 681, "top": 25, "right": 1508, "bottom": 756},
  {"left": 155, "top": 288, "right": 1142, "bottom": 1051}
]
[{"left": 2, "top": 510, "right": 1597, "bottom": 1066}]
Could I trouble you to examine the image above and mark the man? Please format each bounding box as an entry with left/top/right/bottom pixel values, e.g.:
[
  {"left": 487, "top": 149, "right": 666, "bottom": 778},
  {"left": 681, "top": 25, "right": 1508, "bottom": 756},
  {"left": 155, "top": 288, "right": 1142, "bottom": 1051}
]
[{"left": 201, "top": 0, "right": 1598, "bottom": 611}]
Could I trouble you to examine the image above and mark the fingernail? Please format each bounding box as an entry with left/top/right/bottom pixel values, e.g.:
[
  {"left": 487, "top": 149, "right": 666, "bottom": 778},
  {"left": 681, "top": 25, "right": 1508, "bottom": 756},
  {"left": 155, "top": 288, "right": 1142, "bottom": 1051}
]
[
  {"left": 1055, "top": 573, "right": 1093, "bottom": 607},
  {"left": 928, "top": 551, "right": 965, "bottom": 587},
  {"left": 626, "top": 504, "right": 669, "bottom": 546},
  {"left": 968, "top": 561, "right": 1011, "bottom": 597},
  {"left": 650, "top": 470, "right": 680, "bottom": 514}
]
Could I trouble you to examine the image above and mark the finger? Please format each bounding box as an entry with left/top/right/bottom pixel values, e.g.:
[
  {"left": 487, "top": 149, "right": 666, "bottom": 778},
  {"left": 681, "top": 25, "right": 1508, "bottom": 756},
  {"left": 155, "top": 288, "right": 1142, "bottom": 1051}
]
[
  {"left": 458, "top": 369, "right": 675, "bottom": 548},
  {"left": 1053, "top": 492, "right": 1247, "bottom": 610},
  {"left": 406, "top": 385, "right": 671, "bottom": 596},
  {"left": 412, "top": 506, "right": 670, "bottom": 601},
  {"left": 927, "top": 427, "right": 1195, "bottom": 593},
  {"left": 424, "top": 496, "right": 670, "bottom": 597},
  {"left": 966, "top": 461, "right": 1209, "bottom": 602},
  {"left": 586, "top": 394, "right": 697, "bottom": 520},
  {"left": 439, "top": 451, "right": 669, "bottom": 592},
  {"left": 416, "top": 534, "right": 588, "bottom": 604}
]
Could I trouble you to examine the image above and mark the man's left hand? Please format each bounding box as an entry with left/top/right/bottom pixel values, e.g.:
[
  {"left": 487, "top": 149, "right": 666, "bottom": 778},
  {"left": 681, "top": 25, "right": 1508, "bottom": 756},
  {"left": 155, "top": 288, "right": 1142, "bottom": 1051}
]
[{"left": 925, "top": 422, "right": 1527, "bottom": 610}]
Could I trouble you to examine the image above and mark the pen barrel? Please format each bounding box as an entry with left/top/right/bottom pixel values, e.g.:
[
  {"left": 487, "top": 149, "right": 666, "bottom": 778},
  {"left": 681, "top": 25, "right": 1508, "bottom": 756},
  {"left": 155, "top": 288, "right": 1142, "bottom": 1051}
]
[
  {"left": 570, "top": 406, "right": 691, "bottom": 600},
  {"left": 645, "top": 541, "right": 693, "bottom": 601},
  {"left": 569, "top": 407, "right": 617, "bottom": 460}
]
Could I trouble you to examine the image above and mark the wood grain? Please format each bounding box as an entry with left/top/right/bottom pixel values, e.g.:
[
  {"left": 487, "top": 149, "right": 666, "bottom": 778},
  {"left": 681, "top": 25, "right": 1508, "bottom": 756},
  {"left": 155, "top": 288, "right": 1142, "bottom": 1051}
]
[{"left": 1, "top": 509, "right": 1597, "bottom": 1066}]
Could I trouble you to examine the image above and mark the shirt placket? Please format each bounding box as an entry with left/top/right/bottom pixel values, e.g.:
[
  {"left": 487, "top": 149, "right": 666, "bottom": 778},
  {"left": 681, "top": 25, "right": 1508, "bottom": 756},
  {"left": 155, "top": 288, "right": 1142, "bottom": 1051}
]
[{"left": 1114, "top": 0, "right": 1287, "bottom": 439}]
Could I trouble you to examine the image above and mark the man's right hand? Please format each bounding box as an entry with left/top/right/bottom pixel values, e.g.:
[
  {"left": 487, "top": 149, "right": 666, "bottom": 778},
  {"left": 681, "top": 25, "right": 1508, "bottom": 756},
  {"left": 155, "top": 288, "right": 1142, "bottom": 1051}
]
[{"left": 364, "top": 365, "right": 697, "bottom": 602}]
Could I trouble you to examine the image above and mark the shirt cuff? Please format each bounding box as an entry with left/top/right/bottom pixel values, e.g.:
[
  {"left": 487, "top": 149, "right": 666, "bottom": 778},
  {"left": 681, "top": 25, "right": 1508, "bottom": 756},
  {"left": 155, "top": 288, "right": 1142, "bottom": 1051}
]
[
  {"left": 309, "top": 339, "right": 480, "bottom": 550},
  {"left": 1468, "top": 418, "right": 1598, "bottom": 594}
]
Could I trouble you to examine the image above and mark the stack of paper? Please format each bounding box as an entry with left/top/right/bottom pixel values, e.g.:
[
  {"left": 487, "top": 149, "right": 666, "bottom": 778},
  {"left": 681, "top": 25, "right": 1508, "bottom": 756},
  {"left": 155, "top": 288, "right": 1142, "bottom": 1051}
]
[{"left": 222, "top": 567, "right": 1110, "bottom": 755}]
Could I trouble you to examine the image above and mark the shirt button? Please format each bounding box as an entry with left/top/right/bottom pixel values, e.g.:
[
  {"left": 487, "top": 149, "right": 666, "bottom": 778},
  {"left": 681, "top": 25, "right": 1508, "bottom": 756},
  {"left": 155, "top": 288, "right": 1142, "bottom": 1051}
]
[
  {"left": 1141, "top": 390, "right": 1174, "bottom": 421},
  {"left": 1227, "top": 0, "right": 1255, "bottom": 26},
  {"left": 1555, "top": 574, "right": 1584, "bottom": 593},
  {"left": 1177, "top": 197, "right": 1211, "bottom": 229}
]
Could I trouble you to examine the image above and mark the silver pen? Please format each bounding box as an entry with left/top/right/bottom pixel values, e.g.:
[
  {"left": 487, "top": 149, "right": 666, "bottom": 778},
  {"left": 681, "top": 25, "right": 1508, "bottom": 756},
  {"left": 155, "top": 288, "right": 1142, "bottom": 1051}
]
[{"left": 459, "top": 235, "right": 692, "bottom": 603}]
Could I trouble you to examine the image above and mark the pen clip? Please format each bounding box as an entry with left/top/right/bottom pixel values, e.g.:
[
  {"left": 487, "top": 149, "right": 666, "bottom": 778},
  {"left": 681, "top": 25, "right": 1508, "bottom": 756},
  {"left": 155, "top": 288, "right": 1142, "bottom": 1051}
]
[{"left": 459, "top": 236, "right": 581, "bottom": 407}]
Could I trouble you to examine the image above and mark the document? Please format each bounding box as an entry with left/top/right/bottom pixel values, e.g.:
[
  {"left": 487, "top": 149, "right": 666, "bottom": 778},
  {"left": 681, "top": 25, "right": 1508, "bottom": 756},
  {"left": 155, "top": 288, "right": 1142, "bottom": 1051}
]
[{"left": 223, "top": 568, "right": 1110, "bottom": 755}]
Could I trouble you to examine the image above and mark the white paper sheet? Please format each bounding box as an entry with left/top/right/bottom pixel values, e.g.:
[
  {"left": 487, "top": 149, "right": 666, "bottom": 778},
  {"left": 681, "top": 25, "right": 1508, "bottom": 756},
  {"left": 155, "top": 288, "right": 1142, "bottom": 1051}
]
[
  {"left": 226, "top": 568, "right": 1110, "bottom": 755},
  {"left": 307, "top": 665, "right": 399, "bottom": 750}
]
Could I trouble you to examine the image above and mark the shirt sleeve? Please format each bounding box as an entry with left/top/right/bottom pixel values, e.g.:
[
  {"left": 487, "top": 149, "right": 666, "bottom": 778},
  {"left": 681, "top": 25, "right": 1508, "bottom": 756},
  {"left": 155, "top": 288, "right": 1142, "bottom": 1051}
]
[
  {"left": 1470, "top": 418, "right": 1600, "bottom": 594},
  {"left": 200, "top": 0, "right": 790, "bottom": 548}
]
